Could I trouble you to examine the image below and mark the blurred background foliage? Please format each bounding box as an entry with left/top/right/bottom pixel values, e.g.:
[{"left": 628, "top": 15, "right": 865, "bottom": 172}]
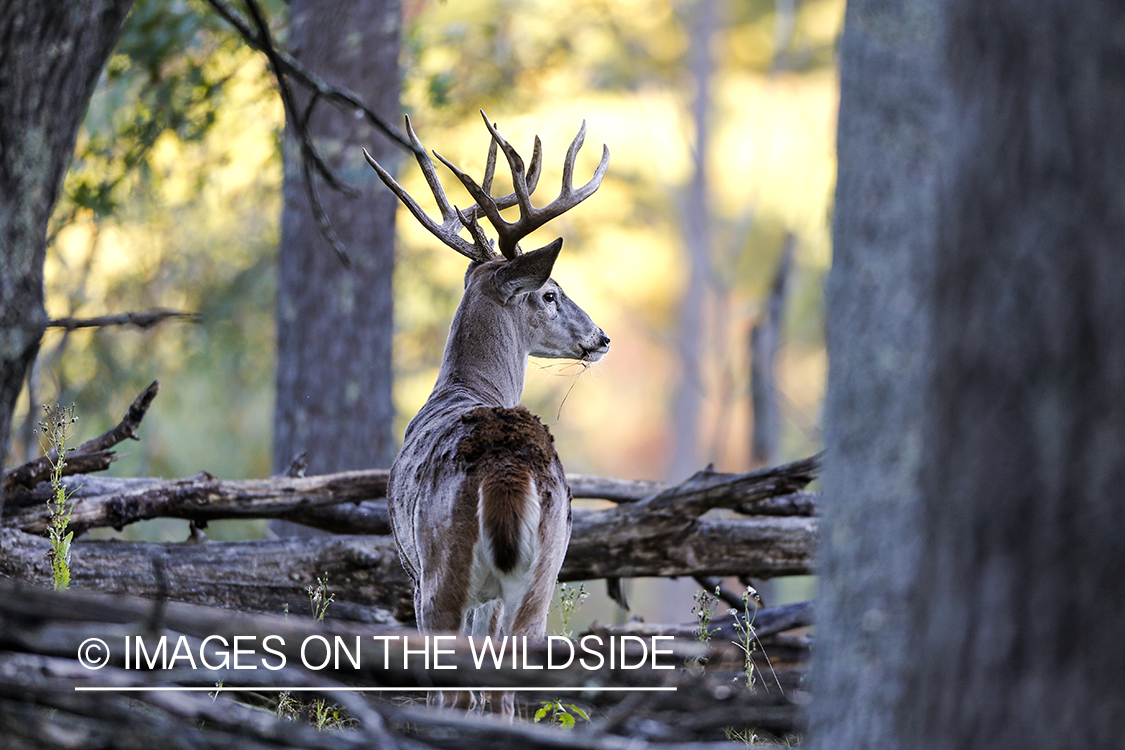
[{"left": 14, "top": 0, "right": 840, "bottom": 610}]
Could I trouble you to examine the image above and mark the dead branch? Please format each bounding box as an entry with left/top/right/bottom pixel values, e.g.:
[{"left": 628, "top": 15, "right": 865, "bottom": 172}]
[
  {"left": 589, "top": 600, "right": 813, "bottom": 642},
  {"left": 2, "top": 454, "right": 819, "bottom": 536},
  {"left": 3, "top": 469, "right": 390, "bottom": 535},
  {"left": 200, "top": 0, "right": 417, "bottom": 267},
  {"left": 563, "top": 457, "right": 819, "bottom": 580},
  {"left": 202, "top": 0, "right": 411, "bottom": 153},
  {"left": 47, "top": 309, "right": 203, "bottom": 331},
  {"left": 3, "top": 380, "right": 160, "bottom": 491}
]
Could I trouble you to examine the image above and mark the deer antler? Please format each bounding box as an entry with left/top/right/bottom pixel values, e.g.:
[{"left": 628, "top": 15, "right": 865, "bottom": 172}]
[{"left": 364, "top": 111, "right": 609, "bottom": 262}]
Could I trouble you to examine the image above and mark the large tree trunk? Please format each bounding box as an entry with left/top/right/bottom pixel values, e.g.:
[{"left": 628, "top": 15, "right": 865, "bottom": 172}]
[
  {"left": 274, "top": 0, "right": 400, "bottom": 479},
  {"left": 813, "top": 0, "right": 1125, "bottom": 746},
  {"left": 0, "top": 1, "right": 134, "bottom": 507},
  {"left": 902, "top": 2, "right": 1125, "bottom": 745},
  {"left": 807, "top": 1, "right": 943, "bottom": 746}
]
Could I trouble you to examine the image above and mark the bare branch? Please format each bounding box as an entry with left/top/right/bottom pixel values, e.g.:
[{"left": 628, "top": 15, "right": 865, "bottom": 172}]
[
  {"left": 3, "top": 452, "right": 818, "bottom": 536},
  {"left": 3, "top": 380, "right": 160, "bottom": 491},
  {"left": 588, "top": 599, "right": 813, "bottom": 642},
  {"left": 2, "top": 469, "right": 388, "bottom": 535},
  {"left": 237, "top": 0, "right": 353, "bottom": 267},
  {"left": 47, "top": 309, "right": 203, "bottom": 331},
  {"left": 202, "top": 0, "right": 412, "bottom": 153}
]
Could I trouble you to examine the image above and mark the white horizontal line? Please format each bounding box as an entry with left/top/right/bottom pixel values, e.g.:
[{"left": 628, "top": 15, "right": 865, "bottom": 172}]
[{"left": 74, "top": 686, "right": 677, "bottom": 693}]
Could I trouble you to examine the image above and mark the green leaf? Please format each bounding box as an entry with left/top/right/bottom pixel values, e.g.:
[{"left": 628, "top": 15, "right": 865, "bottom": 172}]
[
  {"left": 558, "top": 712, "right": 576, "bottom": 729},
  {"left": 567, "top": 704, "right": 590, "bottom": 721},
  {"left": 534, "top": 704, "right": 550, "bottom": 722}
]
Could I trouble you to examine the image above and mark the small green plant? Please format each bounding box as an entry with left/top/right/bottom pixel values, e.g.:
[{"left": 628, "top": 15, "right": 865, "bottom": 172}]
[
  {"left": 555, "top": 582, "right": 588, "bottom": 638},
  {"left": 276, "top": 587, "right": 348, "bottom": 730},
  {"left": 730, "top": 586, "right": 784, "bottom": 695},
  {"left": 534, "top": 699, "right": 589, "bottom": 730},
  {"left": 38, "top": 403, "right": 79, "bottom": 590},
  {"left": 310, "top": 697, "right": 352, "bottom": 731},
  {"left": 308, "top": 573, "right": 335, "bottom": 621}
]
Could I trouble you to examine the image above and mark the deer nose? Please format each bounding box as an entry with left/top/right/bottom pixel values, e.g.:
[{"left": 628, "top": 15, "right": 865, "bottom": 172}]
[{"left": 598, "top": 333, "right": 610, "bottom": 348}]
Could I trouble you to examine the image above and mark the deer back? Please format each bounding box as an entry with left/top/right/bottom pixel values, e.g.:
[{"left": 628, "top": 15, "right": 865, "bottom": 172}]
[{"left": 388, "top": 393, "right": 570, "bottom": 614}]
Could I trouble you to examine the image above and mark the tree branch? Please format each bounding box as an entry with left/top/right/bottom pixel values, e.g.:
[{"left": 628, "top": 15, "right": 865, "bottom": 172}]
[
  {"left": 236, "top": 0, "right": 354, "bottom": 267},
  {"left": 3, "top": 380, "right": 160, "bottom": 491},
  {"left": 202, "top": 0, "right": 413, "bottom": 153},
  {"left": 47, "top": 309, "right": 203, "bottom": 331},
  {"left": 2, "top": 453, "right": 819, "bottom": 535}
]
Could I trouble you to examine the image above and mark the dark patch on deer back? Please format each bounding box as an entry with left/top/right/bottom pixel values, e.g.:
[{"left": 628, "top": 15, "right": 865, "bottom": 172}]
[{"left": 457, "top": 407, "right": 558, "bottom": 574}]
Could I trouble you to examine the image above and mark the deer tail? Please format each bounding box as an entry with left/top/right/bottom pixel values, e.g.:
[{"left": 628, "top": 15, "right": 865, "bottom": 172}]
[{"left": 479, "top": 467, "right": 537, "bottom": 574}]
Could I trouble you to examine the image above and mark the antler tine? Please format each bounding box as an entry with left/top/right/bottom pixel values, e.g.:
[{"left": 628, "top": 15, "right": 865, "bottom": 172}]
[
  {"left": 561, "top": 120, "right": 611, "bottom": 204},
  {"left": 363, "top": 116, "right": 496, "bottom": 262},
  {"left": 370, "top": 114, "right": 604, "bottom": 264},
  {"left": 479, "top": 112, "right": 534, "bottom": 228},
  {"left": 481, "top": 137, "right": 497, "bottom": 196},
  {"left": 476, "top": 112, "right": 610, "bottom": 260}
]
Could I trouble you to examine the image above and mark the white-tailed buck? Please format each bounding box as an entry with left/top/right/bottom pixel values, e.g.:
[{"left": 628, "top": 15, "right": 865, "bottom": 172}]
[{"left": 364, "top": 112, "right": 609, "bottom": 715}]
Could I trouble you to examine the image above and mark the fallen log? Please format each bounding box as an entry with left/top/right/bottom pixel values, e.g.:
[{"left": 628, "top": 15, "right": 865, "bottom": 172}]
[
  {"left": 0, "top": 501, "right": 815, "bottom": 621},
  {"left": 3, "top": 456, "right": 819, "bottom": 537}
]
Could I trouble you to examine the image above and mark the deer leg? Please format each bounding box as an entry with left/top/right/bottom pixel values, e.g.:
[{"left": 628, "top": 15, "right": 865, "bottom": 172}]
[
  {"left": 505, "top": 564, "right": 557, "bottom": 639},
  {"left": 417, "top": 570, "right": 474, "bottom": 711}
]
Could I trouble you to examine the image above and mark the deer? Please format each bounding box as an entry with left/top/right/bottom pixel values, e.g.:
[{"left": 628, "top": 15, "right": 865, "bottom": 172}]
[{"left": 363, "top": 111, "right": 610, "bottom": 716}]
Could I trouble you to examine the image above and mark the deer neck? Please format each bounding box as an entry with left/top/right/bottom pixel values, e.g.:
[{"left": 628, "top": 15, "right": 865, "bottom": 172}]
[{"left": 432, "top": 297, "right": 527, "bottom": 409}]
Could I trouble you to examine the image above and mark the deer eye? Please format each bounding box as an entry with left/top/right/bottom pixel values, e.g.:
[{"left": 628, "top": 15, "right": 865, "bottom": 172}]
[{"left": 543, "top": 291, "right": 557, "bottom": 304}]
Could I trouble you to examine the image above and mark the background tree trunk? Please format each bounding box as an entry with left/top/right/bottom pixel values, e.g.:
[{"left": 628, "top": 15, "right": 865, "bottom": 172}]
[
  {"left": 813, "top": 0, "right": 1125, "bottom": 746},
  {"left": 807, "top": 1, "right": 943, "bottom": 746},
  {"left": 667, "top": 0, "right": 717, "bottom": 482},
  {"left": 274, "top": 0, "right": 400, "bottom": 480},
  {"left": 0, "top": 1, "right": 134, "bottom": 502}
]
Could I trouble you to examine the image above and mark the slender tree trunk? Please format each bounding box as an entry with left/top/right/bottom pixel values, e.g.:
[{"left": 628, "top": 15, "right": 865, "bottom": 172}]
[
  {"left": 274, "top": 0, "right": 400, "bottom": 479},
  {"left": 808, "top": 0, "right": 942, "bottom": 746},
  {"left": 0, "top": 1, "right": 135, "bottom": 512},
  {"left": 669, "top": 0, "right": 717, "bottom": 481}
]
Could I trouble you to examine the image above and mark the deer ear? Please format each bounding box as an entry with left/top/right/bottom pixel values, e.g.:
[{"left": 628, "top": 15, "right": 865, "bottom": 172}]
[{"left": 495, "top": 238, "right": 563, "bottom": 301}]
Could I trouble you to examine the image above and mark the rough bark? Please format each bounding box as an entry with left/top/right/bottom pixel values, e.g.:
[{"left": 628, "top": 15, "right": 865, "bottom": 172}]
[
  {"left": 0, "top": 0, "right": 135, "bottom": 497},
  {"left": 0, "top": 501, "right": 814, "bottom": 621},
  {"left": 0, "top": 459, "right": 817, "bottom": 619},
  {"left": 0, "top": 528, "right": 407, "bottom": 623},
  {"left": 813, "top": 1, "right": 1125, "bottom": 747},
  {"left": 806, "top": 1, "right": 942, "bottom": 747},
  {"left": 901, "top": 2, "right": 1125, "bottom": 746},
  {"left": 273, "top": 0, "right": 400, "bottom": 479}
]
